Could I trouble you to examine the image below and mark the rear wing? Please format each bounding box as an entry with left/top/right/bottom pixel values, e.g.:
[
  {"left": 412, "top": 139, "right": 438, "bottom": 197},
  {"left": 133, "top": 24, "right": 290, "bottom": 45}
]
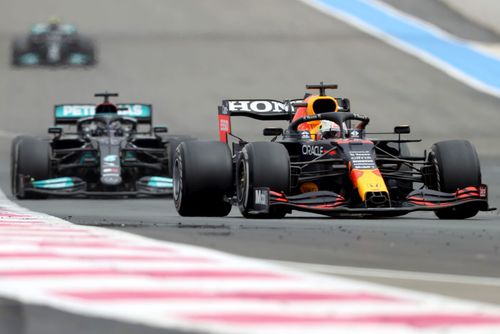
[
  {"left": 217, "top": 98, "right": 350, "bottom": 143},
  {"left": 54, "top": 103, "right": 153, "bottom": 124},
  {"left": 218, "top": 99, "right": 301, "bottom": 143}
]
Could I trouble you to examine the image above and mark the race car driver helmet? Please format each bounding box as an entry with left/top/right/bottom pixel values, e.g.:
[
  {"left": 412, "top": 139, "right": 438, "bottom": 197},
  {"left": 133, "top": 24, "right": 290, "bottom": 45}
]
[
  {"left": 95, "top": 103, "right": 118, "bottom": 115},
  {"left": 48, "top": 16, "right": 61, "bottom": 30},
  {"left": 317, "top": 120, "right": 342, "bottom": 139},
  {"left": 293, "top": 95, "right": 339, "bottom": 139}
]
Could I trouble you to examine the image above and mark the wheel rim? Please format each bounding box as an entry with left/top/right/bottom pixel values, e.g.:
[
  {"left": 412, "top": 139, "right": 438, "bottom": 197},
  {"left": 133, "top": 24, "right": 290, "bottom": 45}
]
[
  {"left": 173, "top": 158, "right": 182, "bottom": 204},
  {"left": 11, "top": 141, "right": 20, "bottom": 196},
  {"left": 237, "top": 158, "right": 249, "bottom": 208}
]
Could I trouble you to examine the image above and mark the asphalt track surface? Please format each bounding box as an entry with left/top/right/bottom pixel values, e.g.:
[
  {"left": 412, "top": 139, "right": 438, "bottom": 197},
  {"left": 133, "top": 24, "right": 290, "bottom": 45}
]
[{"left": 0, "top": 0, "right": 500, "bottom": 333}]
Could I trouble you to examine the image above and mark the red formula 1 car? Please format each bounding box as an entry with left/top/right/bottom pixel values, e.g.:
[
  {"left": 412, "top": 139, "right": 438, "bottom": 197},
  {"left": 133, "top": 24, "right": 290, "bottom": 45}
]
[{"left": 173, "top": 83, "right": 493, "bottom": 219}]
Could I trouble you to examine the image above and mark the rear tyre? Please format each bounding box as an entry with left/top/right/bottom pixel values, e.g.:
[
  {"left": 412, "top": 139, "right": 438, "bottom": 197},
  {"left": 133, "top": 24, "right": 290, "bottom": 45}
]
[
  {"left": 173, "top": 141, "right": 233, "bottom": 217},
  {"left": 236, "top": 142, "right": 290, "bottom": 219},
  {"left": 429, "top": 140, "right": 481, "bottom": 219},
  {"left": 11, "top": 136, "right": 51, "bottom": 199}
]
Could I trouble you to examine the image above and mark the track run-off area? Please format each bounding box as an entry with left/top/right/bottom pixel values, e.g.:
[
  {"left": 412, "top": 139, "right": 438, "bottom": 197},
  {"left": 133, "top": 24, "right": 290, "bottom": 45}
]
[
  {"left": 0, "top": 0, "right": 500, "bottom": 333},
  {"left": 2, "top": 191, "right": 500, "bottom": 333}
]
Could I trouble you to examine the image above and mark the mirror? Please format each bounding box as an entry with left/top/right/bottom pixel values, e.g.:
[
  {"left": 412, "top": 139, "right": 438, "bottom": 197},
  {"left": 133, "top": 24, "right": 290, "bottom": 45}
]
[
  {"left": 394, "top": 125, "right": 410, "bottom": 134},
  {"left": 48, "top": 126, "right": 63, "bottom": 135},
  {"left": 153, "top": 126, "right": 168, "bottom": 134},
  {"left": 263, "top": 127, "right": 283, "bottom": 136}
]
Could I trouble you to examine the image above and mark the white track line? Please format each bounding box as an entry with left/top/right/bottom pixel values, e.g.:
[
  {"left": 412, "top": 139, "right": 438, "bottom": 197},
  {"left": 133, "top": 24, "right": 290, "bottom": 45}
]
[{"left": 274, "top": 260, "right": 500, "bottom": 287}]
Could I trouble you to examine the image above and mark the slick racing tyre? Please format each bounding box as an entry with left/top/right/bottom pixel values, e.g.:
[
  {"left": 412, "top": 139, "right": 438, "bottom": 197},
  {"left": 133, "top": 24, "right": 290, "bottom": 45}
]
[
  {"left": 11, "top": 136, "right": 51, "bottom": 199},
  {"left": 11, "top": 37, "right": 32, "bottom": 66},
  {"left": 76, "top": 36, "right": 96, "bottom": 65},
  {"left": 429, "top": 140, "right": 481, "bottom": 219},
  {"left": 10, "top": 136, "right": 27, "bottom": 195},
  {"left": 236, "top": 142, "right": 290, "bottom": 219},
  {"left": 174, "top": 141, "right": 233, "bottom": 217},
  {"left": 166, "top": 136, "right": 197, "bottom": 176}
]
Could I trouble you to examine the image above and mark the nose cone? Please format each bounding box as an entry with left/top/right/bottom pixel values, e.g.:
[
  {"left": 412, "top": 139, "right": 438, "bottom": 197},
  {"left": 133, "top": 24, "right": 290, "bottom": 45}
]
[
  {"left": 47, "top": 45, "right": 61, "bottom": 63},
  {"left": 100, "top": 174, "right": 122, "bottom": 186}
]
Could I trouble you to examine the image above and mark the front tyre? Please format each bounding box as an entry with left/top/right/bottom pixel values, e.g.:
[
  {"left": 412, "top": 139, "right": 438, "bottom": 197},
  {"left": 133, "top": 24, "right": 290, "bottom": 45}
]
[
  {"left": 11, "top": 136, "right": 51, "bottom": 199},
  {"left": 174, "top": 141, "right": 233, "bottom": 217},
  {"left": 166, "top": 135, "right": 197, "bottom": 176},
  {"left": 236, "top": 142, "right": 290, "bottom": 219},
  {"left": 75, "top": 36, "right": 97, "bottom": 65},
  {"left": 11, "top": 37, "right": 32, "bottom": 66},
  {"left": 429, "top": 140, "right": 481, "bottom": 219}
]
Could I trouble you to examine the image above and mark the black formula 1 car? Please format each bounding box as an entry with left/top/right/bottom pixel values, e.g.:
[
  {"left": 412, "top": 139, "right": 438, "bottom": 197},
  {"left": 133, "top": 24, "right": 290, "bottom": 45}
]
[
  {"left": 173, "top": 83, "right": 493, "bottom": 219},
  {"left": 11, "top": 93, "right": 194, "bottom": 198},
  {"left": 11, "top": 20, "right": 96, "bottom": 66}
]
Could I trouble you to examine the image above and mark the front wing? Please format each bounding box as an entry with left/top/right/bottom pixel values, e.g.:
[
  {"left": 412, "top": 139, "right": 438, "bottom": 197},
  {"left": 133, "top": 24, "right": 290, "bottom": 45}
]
[
  {"left": 250, "top": 185, "right": 493, "bottom": 217},
  {"left": 18, "top": 176, "right": 172, "bottom": 197},
  {"left": 14, "top": 52, "right": 93, "bottom": 66}
]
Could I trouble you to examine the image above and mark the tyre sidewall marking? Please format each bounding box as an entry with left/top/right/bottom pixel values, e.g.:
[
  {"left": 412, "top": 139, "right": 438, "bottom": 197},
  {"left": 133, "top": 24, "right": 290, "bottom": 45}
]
[
  {"left": 173, "top": 146, "right": 183, "bottom": 207},
  {"left": 430, "top": 150, "right": 441, "bottom": 191},
  {"left": 237, "top": 148, "right": 251, "bottom": 210},
  {"left": 11, "top": 139, "right": 20, "bottom": 196}
]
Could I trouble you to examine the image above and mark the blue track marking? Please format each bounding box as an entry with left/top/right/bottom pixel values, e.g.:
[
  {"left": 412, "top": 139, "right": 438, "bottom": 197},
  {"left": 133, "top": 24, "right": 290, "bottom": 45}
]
[{"left": 301, "top": 0, "right": 500, "bottom": 97}]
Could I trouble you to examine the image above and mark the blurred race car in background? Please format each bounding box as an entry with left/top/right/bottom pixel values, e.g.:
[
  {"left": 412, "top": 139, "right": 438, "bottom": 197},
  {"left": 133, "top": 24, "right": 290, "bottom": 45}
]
[
  {"left": 173, "top": 83, "right": 493, "bottom": 219},
  {"left": 11, "top": 92, "right": 194, "bottom": 198},
  {"left": 11, "top": 18, "right": 96, "bottom": 67}
]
